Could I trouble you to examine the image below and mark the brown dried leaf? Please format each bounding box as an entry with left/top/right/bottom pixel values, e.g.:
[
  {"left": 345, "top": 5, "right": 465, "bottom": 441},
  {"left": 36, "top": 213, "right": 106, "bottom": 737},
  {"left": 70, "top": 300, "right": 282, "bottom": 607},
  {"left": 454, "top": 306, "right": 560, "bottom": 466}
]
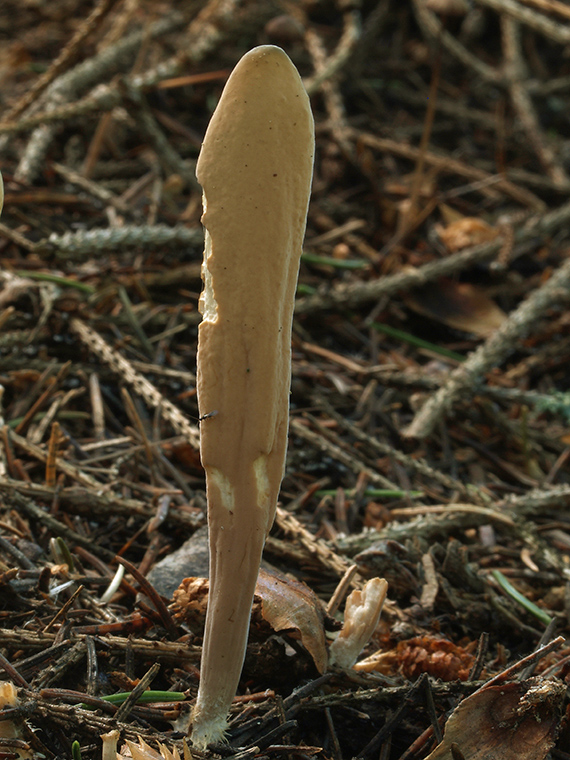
[
  {"left": 0, "top": 273, "right": 37, "bottom": 308},
  {"left": 436, "top": 217, "right": 499, "bottom": 252},
  {"left": 356, "top": 635, "right": 476, "bottom": 681},
  {"left": 171, "top": 568, "right": 328, "bottom": 673},
  {"left": 163, "top": 440, "right": 203, "bottom": 471},
  {"left": 404, "top": 278, "right": 506, "bottom": 338},
  {"left": 425, "top": 678, "right": 565, "bottom": 760},
  {"left": 256, "top": 568, "right": 328, "bottom": 674},
  {"left": 171, "top": 577, "right": 210, "bottom": 630}
]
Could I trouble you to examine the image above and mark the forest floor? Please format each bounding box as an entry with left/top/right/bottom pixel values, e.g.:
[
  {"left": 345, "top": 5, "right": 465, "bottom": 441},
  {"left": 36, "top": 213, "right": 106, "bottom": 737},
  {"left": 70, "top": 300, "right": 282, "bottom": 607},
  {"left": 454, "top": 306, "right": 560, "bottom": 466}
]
[{"left": 1, "top": 0, "right": 570, "bottom": 758}]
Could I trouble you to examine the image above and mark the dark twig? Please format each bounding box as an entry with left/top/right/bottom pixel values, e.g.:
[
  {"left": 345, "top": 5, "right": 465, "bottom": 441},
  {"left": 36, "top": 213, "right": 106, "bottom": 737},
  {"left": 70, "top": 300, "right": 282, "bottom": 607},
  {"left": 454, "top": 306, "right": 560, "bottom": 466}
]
[
  {"left": 115, "top": 557, "right": 180, "bottom": 640},
  {"left": 113, "top": 662, "right": 161, "bottom": 723}
]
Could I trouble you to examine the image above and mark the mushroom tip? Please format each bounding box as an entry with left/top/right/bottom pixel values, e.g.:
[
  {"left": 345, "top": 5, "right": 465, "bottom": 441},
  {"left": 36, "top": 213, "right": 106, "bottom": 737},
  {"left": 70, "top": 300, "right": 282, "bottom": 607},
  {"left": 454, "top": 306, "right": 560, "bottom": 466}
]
[
  {"left": 234, "top": 44, "right": 308, "bottom": 86},
  {"left": 242, "top": 43, "right": 294, "bottom": 61}
]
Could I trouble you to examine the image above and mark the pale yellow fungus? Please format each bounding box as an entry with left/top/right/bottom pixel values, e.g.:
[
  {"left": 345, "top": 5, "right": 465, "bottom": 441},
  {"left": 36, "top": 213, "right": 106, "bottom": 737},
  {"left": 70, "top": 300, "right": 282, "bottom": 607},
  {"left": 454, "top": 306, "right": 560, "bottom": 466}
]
[{"left": 190, "top": 45, "right": 314, "bottom": 748}]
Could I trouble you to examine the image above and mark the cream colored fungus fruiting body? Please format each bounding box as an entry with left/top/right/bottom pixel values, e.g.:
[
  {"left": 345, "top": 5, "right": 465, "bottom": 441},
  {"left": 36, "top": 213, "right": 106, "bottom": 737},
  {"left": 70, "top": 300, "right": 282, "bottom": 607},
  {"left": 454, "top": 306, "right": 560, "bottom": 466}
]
[{"left": 192, "top": 45, "right": 314, "bottom": 747}]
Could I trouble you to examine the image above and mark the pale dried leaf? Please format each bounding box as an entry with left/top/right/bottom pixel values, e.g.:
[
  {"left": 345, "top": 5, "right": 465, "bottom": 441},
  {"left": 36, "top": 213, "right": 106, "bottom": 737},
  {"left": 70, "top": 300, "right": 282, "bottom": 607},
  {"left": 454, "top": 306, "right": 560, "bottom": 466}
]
[
  {"left": 256, "top": 568, "right": 328, "bottom": 673},
  {"left": 425, "top": 678, "right": 564, "bottom": 760},
  {"left": 328, "top": 578, "right": 388, "bottom": 669},
  {"left": 0, "top": 682, "right": 32, "bottom": 757},
  {"left": 119, "top": 738, "right": 182, "bottom": 760},
  {"left": 404, "top": 279, "right": 506, "bottom": 337}
]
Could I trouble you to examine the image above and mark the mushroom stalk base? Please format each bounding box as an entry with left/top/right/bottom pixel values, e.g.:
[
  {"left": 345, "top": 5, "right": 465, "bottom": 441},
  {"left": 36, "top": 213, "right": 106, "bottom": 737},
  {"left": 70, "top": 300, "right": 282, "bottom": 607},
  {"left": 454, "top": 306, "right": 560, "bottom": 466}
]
[{"left": 191, "top": 480, "right": 266, "bottom": 747}]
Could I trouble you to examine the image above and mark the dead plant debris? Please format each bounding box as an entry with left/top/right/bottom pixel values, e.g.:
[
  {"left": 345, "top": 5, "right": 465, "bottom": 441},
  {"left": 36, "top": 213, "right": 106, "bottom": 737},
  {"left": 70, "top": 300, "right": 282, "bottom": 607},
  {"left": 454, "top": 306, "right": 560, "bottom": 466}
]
[{"left": 1, "top": 0, "right": 570, "bottom": 759}]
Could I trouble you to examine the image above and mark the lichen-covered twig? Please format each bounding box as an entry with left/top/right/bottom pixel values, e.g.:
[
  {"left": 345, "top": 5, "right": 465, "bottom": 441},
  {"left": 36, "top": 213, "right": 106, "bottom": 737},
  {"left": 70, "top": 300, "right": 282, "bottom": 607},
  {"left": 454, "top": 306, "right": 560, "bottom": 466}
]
[
  {"left": 69, "top": 318, "right": 200, "bottom": 448},
  {"left": 3, "top": 0, "right": 119, "bottom": 124},
  {"left": 290, "top": 417, "right": 399, "bottom": 491},
  {"left": 34, "top": 224, "right": 202, "bottom": 260},
  {"left": 12, "top": 12, "right": 185, "bottom": 183},
  {"left": 1, "top": 0, "right": 275, "bottom": 145},
  {"left": 347, "top": 129, "right": 545, "bottom": 209},
  {"left": 316, "top": 397, "right": 477, "bottom": 499},
  {"left": 8, "top": 428, "right": 99, "bottom": 488},
  {"left": 478, "top": 0, "right": 570, "bottom": 42},
  {"left": 275, "top": 506, "right": 354, "bottom": 579},
  {"left": 303, "top": 10, "right": 362, "bottom": 95},
  {"left": 411, "top": 0, "right": 501, "bottom": 82},
  {"left": 498, "top": 484, "right": 570, "bottom": 516},
  {"left": 117, "top": 79, "right": 199, "bottom": 191},
  {"left": 295, "top": 197, "right": 570, "bottom": 315},
  {"left": 304, "top": 26, "right": 354, "bottom": 157},
  {"left": 501, "top": 15, "right": 567, "bottom": 186},
  {"left": 404, "top": 252, "right": 570, "bottom": 439},
  {"left": 51, "top": 162, "right": 130, "bottom": 214}
]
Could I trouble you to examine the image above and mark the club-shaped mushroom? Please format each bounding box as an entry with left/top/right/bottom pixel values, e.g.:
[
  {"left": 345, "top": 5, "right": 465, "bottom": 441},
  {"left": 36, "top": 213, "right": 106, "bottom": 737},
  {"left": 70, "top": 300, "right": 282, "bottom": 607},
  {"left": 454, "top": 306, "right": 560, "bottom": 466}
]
[{"left": 190, "top": 45, "right": 314, "bottom": 748}]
